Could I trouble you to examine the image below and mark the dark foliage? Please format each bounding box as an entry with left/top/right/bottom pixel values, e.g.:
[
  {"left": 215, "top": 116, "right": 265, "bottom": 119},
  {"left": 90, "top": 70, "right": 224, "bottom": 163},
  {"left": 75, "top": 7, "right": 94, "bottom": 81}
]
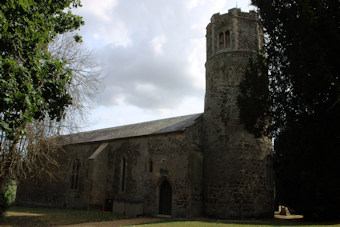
[
  {"left": 0, "top": 178, "right": 15, "bottom": 219},
  {"left": 0, "top": 192, "right": 9, "bottom": 219},
  {"left": 238, "top": 0, "right": 340, "bottom": 220},
  {"left": 0, "top": 0, "right": 84, "bottom": 193},
  {"left": 0, "top": 0, "right": 84, "bottom": 141},
  {"left": 238, "top": 55, "right": 270, "bottom": 138}
]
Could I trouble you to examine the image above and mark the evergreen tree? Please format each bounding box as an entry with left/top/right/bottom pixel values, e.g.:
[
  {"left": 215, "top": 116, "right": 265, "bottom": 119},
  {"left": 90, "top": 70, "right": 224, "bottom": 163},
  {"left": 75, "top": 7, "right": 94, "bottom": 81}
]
[
  {"left": 238, "top": 0, "right": 340, "bottom": 220},
  {"left": 0, "top": 0, "right": 84, "bottom": 212}
]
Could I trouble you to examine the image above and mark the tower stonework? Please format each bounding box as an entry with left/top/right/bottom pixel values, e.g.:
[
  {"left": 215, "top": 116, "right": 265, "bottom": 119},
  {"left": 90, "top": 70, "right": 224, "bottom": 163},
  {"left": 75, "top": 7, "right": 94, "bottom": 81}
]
[{"left": 203, "top": 8, "right": 273, "bottom": 218}]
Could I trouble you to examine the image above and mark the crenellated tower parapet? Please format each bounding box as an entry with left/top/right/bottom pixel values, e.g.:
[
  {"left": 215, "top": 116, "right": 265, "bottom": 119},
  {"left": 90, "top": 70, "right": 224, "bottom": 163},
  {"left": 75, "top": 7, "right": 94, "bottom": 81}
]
[{"left": 206, "top": 8, "right": 263, "bottom": 59}]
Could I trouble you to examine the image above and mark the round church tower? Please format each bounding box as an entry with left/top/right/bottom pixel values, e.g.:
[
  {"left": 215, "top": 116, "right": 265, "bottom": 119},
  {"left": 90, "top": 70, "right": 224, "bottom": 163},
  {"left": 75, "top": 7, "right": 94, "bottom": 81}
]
[{"left": 203, "top": 8, "right": 273, "bottom": 218}]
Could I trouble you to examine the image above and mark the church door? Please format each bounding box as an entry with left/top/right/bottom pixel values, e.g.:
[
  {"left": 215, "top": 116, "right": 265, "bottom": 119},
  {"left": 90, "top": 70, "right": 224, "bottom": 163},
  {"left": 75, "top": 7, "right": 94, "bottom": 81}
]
[{"left": 159, "top": 180, "right": 172, "bottom": 215}]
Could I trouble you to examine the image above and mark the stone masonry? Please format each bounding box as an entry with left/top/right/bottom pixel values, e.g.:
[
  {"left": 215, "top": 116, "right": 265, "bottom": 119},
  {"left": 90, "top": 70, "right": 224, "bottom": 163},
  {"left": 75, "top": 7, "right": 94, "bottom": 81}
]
[{"left": 203, "top": 8, "right": 273, "bottom": 218}]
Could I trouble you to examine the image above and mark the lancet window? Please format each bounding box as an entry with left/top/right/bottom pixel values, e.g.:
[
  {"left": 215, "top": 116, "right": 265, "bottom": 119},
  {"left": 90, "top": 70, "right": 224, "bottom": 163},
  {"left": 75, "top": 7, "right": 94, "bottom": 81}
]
[{"left": 71, "top": 158, "right": 80, "bottom": 189}]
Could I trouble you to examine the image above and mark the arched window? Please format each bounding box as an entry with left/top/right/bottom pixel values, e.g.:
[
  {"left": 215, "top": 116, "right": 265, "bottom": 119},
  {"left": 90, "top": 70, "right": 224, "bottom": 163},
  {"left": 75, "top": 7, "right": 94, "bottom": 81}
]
[
  {"left": 71, "top": 158, "right": 80, "bottom": 189},
  {"left": 219, "top": 32, "right": 224, "bottom": 47},
  {"left": 121, "top": 155, "right": 126, "bottom": 192},
  {"left": 225, "top": 30, "right": 230, "bottom": 48}
]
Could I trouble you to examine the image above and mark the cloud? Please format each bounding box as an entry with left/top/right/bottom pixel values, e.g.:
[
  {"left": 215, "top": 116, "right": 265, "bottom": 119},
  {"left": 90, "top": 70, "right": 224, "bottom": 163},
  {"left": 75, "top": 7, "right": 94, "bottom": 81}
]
[
  {"left": 80, "top": 0, "right": 118, "bottom": 22},
  {"left": 74, "top": 0, "right": 131, "bottom": 47},
  {"left": 73, "top": 0, "right": 254, "bottom": 129},
  {"left": 87, "top": 0, "right": 212, "bottom": 113},
  {"left": 151, "top": 35, "right": 167, "bottom": 55},
  {"left": 96, "top": 40, "right": 203, "bottom": 112},
  {"left": 186, "top": 0, "right": 205, "bottom": 9}
]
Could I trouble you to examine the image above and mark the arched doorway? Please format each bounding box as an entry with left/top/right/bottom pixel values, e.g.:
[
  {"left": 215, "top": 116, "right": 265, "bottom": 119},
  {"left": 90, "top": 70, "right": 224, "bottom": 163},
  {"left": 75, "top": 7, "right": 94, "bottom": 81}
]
[{"left": 159, "top": 180, "right": 172, "bottom": 215}]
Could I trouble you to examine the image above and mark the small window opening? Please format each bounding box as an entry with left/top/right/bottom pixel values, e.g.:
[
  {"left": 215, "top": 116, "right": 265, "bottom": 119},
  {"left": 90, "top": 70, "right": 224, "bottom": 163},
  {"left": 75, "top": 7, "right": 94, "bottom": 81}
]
[
  {"left": 149, "top": 160, "right": 153, "bottom": 173},
  {"left": 225, "top": 31, "right": 230, "bottom": 48},
  {"left": 71, "top": 158, "right": 80, "bottom": 189},
  {"left": 121, "top": 155, "right": 126, "bottom": 192},
  {"left": 219, "top": 32, "right": 224, "bottom": 46}
]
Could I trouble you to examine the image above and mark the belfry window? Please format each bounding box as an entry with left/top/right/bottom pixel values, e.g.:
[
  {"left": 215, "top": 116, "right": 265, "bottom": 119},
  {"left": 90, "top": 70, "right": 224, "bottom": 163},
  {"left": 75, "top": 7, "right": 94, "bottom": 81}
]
[
  {"left": 225, "top": 30, "right": 230, "bottom": 48},
  {"left": 71, "top": 158, "right": 80, "bottom": 189},
  {"left": 219, "top": 32, "right": 224, "bottom": 46},
  {"left": 121, "top": 155, "right": 126, "bottom": 192},
  {"left": 149, "top": 160, "right": 153, "bottom": 173}
]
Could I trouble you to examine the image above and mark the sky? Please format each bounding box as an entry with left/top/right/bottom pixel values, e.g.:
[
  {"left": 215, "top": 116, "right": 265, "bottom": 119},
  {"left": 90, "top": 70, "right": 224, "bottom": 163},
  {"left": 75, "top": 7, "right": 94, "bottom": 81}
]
[{"left": 72, "top": 0, "right": 255, "bottom": 132}]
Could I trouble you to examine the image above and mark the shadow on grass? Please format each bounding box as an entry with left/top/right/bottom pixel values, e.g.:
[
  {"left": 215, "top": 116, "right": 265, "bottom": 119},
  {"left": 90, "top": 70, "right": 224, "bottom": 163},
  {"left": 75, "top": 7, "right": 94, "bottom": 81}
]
[{"left": 0, "top": 206, "right": 125, "bottom": 227}]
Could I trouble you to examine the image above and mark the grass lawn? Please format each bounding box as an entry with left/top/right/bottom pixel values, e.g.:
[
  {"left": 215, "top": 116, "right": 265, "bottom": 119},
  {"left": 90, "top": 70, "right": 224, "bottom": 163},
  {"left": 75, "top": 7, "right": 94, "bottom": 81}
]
[
  {"left": 137, "top": 219, "right": 340, "bottom": 227},
  {"left": 0, "top": 207, "right": 339, "bottom": 227}
]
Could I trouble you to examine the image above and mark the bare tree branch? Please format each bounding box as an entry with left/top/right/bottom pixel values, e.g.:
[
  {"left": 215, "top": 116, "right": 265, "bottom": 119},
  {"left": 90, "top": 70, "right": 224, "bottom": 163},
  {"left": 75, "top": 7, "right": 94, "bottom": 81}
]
[{"left": 0, "top": 33, "right": 104, "bottom": 186}]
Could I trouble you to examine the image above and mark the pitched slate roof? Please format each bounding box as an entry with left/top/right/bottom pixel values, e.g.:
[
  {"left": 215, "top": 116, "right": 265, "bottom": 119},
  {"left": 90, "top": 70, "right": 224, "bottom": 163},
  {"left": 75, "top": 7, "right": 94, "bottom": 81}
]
[{"left": 58, "top": 113, "right": 202, "bottom": 145}]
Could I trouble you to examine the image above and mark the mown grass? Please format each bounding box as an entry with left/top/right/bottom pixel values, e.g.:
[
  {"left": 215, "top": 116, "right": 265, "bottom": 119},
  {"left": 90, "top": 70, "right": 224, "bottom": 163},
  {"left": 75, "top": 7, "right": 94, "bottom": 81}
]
[
  {"left": 137, "top": 220, "right": 340, "bottom": 227},
  {"left": 0, "top": 206, "right": 124, "bottom": 226},
  {"left": 0, "top": 207, "right": 339, "bottom": 227}
]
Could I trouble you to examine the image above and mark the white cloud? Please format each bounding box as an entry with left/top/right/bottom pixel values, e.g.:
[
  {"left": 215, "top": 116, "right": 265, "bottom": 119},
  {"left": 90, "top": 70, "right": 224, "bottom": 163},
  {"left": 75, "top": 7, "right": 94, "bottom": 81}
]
[
  {"left": 106, "top": 20, "right": 132, "bottom": 47},
  {"left": 186, "top": 0, "right": 205, "bottom": 9},
  {"left": 79, "top": 0, "right": 118, "bottom": 22},
  {"left": 151, "top": 35, "right": 167, "bottom": 55},
  {"left": 73, "top": 0, "right": 131, "bottom": 48},
  {"left": 187, "top": 38, "right": 205, "bottom": 90}
]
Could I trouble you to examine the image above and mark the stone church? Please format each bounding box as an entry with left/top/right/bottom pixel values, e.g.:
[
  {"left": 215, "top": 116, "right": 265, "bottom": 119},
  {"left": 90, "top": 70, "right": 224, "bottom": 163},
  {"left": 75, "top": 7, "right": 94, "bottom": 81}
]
[{"left": 16, "top": 8, "right": 274, "bottom": 218}]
